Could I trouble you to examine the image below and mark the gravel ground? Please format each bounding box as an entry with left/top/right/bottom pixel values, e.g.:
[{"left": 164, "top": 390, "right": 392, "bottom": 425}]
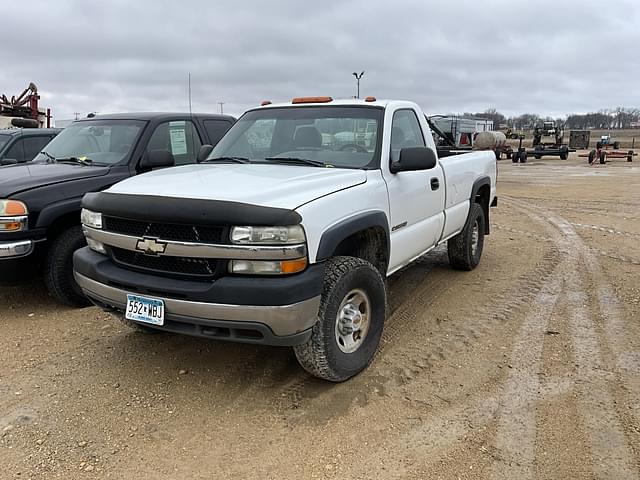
[{"left": 1, "top": 152, "right": 639, "bottom": 479}]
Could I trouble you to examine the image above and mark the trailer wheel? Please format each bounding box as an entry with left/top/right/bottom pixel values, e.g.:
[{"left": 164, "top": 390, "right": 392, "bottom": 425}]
[
  {"left": 628, "top": 150, "right": 634, "bottom": 162},
  {"left": 559, "top": 146, "right": 569, "bottom": 160},
  {"left": 613, "top": 141, "right": 620, "bottom": 149},
  {"left": 534, "top": 146, "right": 542, "bottom": 160},
  {"left": 588, "top": 149, "right": 596, "bottom": 164},
  {"left": 512, "top": 152, "right": 520, "bottom": 163},
  {"left": 506, "top": 150, "right": 512, "bottom": 159},
  {"left": 520, "top": 152, "right": 528, "bottom": 163},
  {"left": 599, "top": 151, "right": 606, "bottom": 164}
]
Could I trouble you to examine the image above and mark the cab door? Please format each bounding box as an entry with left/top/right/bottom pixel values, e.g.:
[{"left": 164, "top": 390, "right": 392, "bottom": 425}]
[{"left": 383, "top": 108, "right": 445, "bottom": 273}]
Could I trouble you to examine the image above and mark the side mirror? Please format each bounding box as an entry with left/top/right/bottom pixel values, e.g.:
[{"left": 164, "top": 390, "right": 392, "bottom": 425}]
[
  {"left": 390, "top": 147, "right": 437, "bottom": 173},
  {"left": 140, "top": 149, "right": 175, "bottom": 169},
  {"left": 197, "top": 144, "right": 214, "bottom": 163},
  {"left": 1, "top": 158, "right": 19, "bottom": 166}
]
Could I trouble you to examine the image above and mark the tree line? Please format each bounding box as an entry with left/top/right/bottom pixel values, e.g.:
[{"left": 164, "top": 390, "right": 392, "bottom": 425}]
[{"left": 461, "top": 108, "right": 640, "bottom": 130}]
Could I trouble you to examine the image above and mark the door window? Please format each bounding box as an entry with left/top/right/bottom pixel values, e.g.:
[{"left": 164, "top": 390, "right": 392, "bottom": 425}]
[
  {"left": 5, "top": 139, "right": 25, "bottom": 162},
  {"left": 203, "top": 119, "right": 234, "bottom": 146},
  {"left": 147, "top": 121, "right": 202, "bottom": 165},
  {"left": 390, "top": 109, "right": 425, "bottom": 162},
  {"left": 23, "top": 136, "right": 53, "bottom": 161}
]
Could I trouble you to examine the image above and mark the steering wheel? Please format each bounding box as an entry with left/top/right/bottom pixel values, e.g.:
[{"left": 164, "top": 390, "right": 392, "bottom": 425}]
[{"left": 339, "top": 143, "right": 368, "bottom": 153}]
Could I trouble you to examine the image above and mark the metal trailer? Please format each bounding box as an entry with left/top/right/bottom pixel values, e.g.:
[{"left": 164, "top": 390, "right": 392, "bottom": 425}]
[
  {"left": 580, "top": 148, "right": 636, "bottom": 165},
  {"left": 511, "top": 136, "right": 575, "bottom": 163},
  {"left": 429, "top": 115, "right": 493, "bottom": 149},
  {"left": 569, "top": 130, "right": 590, "bottom": 150}
]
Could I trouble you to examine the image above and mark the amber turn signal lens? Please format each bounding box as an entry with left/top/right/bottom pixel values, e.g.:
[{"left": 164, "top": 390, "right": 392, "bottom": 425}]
[
  {"left": 280, "top": 258, "right": 308, "bottom": 274},
  {"left": 3, "top": 200, "right": 28, "bottom": 216},
  {"left": 0, "top": 222, "right": 21, "bottom": 231}
]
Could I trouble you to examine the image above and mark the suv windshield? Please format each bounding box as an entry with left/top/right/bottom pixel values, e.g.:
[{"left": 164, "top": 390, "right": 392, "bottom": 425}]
[
  {"left": 208, "top": 106, "right": 383, "bottom": 169},
  {"left": 32, "top": 119, "right": 145, "bottom": 165}
]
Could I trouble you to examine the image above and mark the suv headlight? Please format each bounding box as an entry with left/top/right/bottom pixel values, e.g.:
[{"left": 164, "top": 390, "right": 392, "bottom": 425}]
[
  {"left": 0, "top": 200, "right": 28, "bottom": 232},
  {"left": 230, "top": 225, "right": 305, "bottom": 245},
  {"left": 81, "top": 209, "right": 102, "bottom": 229}
]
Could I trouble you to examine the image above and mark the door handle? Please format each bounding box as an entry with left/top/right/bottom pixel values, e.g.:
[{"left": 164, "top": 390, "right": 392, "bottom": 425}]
[{"left": 430, "top": 178, "right": 440, "bottom": 190}]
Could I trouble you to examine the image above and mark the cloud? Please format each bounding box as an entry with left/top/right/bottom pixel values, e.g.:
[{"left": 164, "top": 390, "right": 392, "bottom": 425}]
[{"left": 1, "top": 0, "right": 638, "bottom": 121}]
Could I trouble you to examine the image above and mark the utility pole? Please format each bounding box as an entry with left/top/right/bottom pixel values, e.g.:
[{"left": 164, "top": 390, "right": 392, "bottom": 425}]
[
  {"left": 218, "top": 102, "right": 225, "bottom": 114},
  {"left": 352, "top": 71, "right": 364, "bottom": 99}
]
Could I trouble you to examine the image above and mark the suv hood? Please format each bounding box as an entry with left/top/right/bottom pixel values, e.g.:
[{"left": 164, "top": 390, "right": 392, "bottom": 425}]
[
  {"left": 0, "top": 163, "right": 110, "bottom": 197},
  {"left": 107, "top": 164, "right": 367, "bottom": 210}
]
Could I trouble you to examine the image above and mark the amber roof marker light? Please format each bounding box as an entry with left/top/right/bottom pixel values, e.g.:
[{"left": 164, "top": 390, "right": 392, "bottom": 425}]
[
  {"left": 291, "top": 96, "right": 333, "bottom": 104},
  {"left": 364, "top": 96, "right": 376, "bottom": 102},
  {"left": 261, "top": 100, "right": 272, "bottom": 106}
]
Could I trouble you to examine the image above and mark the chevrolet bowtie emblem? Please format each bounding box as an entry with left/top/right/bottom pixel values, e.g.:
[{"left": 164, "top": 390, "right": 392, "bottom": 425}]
[{"left": 136, "top": 237, "right": 167, "bottom": 256}]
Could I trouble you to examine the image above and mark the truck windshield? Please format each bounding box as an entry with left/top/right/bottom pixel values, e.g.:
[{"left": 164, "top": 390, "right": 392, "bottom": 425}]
[
  {"left": 32, "top": 119, "right": 145, "bottom": 165},
  {"left": 208, "top": 106, "right": 383, "bottom": 169}
]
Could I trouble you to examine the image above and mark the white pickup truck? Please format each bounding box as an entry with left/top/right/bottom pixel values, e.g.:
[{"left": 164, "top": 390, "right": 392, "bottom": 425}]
[{"left": 73, "top": 97, "right": 497, "bottom": 382}]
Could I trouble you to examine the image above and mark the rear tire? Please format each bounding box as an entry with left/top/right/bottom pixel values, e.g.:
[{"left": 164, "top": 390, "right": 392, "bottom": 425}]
[
  {"left": 294, "top": 257, "right": 386, "bottom": 382},
  {"left": 44, "top": 226, "right": 91, "bottom": 307},
  {"left": 448, "top": 203, "right": 485, "bottom": 271}
]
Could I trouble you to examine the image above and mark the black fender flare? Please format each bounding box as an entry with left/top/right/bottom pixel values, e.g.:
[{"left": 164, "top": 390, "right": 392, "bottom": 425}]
[
  {"left": 34, "top": 197, "right": 82, "bottom": 229},
  {"left": 470, "top": 177, "right": 491, "bottom": 234},
  {"left": 316, "top": 211, "right": 390, "bottom": 263}
]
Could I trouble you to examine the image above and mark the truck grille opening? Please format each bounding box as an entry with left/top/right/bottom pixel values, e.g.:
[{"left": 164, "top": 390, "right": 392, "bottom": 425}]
[
  {"left": 109, "top": 247, "right": 218, "bottom": 280},
  {"left": 103, "top": 216, "right": 225, "bottom": 244}
]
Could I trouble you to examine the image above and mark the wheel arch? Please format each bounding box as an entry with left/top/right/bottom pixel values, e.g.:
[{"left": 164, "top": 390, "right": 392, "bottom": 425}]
[
  {"left": 315, "top": 211, "right": 390, "bottom": 276},
  {"left": 471, "top": 177, "right": 491, "bottom": 235}
]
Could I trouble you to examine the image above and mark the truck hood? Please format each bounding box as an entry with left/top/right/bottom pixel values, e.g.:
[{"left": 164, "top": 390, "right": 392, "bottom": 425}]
[
  {"left": 107, "top": 164, "right": 367, "bottom": 210},
  {"left": 0, "top": 163, "right": 110, "bottom": 197}
]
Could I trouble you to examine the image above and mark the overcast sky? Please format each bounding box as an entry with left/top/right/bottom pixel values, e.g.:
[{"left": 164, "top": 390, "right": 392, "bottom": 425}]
[{"left": 3, "top": 0, "right": 639, "bottom": 121}]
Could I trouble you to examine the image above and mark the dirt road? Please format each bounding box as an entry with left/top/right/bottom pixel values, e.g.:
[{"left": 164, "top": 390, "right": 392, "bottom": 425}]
[{"left": 1, "top": 153, "right": 639, "bottom": 479}]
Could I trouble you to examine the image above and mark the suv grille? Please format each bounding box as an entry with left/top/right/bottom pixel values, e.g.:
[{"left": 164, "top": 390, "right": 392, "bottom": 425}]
[
  {"left": 110, "top": 247, "right": 218, "bottom": 280},
  {"left": 103, "top": 216, "right": 225, "bottom": 244}
]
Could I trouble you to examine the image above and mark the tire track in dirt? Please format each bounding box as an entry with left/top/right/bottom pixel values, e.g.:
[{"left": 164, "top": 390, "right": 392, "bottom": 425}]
[
  {"left": 572, "top": 222, "right": 640, "bottom": 239},
  {"left": 488, "top": 273, "right": 563, "bottom": 480},
  {"left": 503, "top": 196, "right": 640, "bottom": 479}
]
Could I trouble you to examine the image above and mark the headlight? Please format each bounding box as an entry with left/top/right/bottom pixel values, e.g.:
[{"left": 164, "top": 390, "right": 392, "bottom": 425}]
[
  {"left": 81, "top": 209, "right": 102, "bottom": 229},
  {"left": 229, "top": 258, "right": 308, "bottom": 275},
  {"left": 230, "top": 225, "right": 305, "bottom": 245},
  {"left": 0, "top": 200, "right": 28, "bottom": 232}
]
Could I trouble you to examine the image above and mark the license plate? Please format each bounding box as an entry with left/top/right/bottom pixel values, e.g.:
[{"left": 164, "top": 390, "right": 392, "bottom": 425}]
[{"left": 125, "top": 294, "right": 165, "bottom": 326}]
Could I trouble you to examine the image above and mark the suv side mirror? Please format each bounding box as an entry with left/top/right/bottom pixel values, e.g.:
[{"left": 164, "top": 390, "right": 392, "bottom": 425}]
[
  {"left": 197, "top": 144, "right": 214, "bottom": 162},
  {"left": 140, "top": 149, "right": 175, "bottom": 169},
  {"left": 390, "top": 147, "right": 437, "bottom": 173},
  {"left": 0, "top": 158, "right": 19, "bottom": 166}
]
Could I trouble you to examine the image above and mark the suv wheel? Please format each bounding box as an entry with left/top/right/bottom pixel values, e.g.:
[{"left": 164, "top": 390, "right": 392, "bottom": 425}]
[
  {"left": 44, "top": 226, "right": 91, "bottom": 307},
  {"left": 294, "top": 257, "right": 386, "bottom": 382},
  {"left": 448, "top": 203, "right": 486, "bottom": 271}
]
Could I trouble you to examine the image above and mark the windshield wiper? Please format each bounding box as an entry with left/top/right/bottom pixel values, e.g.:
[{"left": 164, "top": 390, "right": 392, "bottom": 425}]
[
  {"left": 203, "top": 156, "right": 252, "bottom": 164},
  {"left": 56, "top": 157, "right": 94, "bottom": 166},
  {"left": 264, "top": 157, "right": 328, "bottom": 167}
]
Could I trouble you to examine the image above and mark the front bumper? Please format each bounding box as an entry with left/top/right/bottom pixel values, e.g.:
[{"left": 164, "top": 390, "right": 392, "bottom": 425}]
[
  {"left": 73, "top": 247, "right": 324, "bottom": 346},
  {"left": 0, "top": 239, "right": 33, "bottom": 258}
]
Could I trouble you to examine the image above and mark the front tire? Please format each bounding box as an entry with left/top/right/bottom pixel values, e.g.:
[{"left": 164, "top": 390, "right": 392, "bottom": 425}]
[
  {"left": 294, "top": 257, "right": 386, "bottom": 382},
  {"left": 44, "top": 226, "right": 91, "bottom": 307},
  {"left": 448, "top": 203, "right": 486, "bottom": 271}
]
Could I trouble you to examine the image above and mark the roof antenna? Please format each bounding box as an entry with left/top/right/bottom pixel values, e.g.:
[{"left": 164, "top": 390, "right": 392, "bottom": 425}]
[{"left": 188, "top": 72, "right": 192, "bottom": 117}]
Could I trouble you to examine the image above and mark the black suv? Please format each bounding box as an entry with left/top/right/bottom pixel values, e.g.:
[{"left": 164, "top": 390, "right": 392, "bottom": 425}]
[
  {"left": 0, "top": 128, "right": 62, "bottom": 165},
  {"left": 0, "top": 112, "right": 234, "bottom": 305}
]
